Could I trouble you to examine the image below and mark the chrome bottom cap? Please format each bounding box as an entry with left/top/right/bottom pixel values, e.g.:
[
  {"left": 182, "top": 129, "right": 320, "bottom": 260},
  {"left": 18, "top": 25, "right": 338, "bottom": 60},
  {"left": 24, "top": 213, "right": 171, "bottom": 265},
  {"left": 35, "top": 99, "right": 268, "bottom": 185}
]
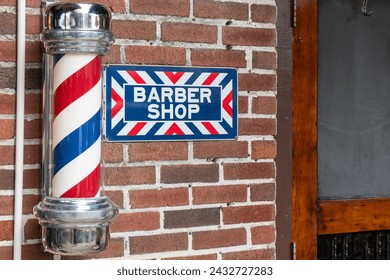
[{"left": 34, "top": 196, "right": 118, "bottom": 256}]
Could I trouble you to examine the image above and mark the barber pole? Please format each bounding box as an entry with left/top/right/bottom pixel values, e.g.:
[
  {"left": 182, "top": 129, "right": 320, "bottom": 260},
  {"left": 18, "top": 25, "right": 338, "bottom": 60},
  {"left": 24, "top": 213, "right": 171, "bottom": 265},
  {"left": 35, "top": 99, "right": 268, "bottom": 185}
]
[
  {"left": 34, "top": 3, "right": 117, "bottom": 256},
  {"left": 52, "top": 54, "right": 101, "bottom": 198}
]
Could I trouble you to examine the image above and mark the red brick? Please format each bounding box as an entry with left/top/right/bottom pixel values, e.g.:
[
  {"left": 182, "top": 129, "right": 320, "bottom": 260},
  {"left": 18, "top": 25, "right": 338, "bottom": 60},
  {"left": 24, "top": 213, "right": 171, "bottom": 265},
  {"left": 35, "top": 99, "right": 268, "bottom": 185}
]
[
  {"left": 102, "top": 142, "right": 123, "bottom": 163},
  {"left": 192, "top": 228, "right": 246, "bottom": 250},
  {"left": 238, "top": 96, "right": 248, "bottom": 113},
  {"left": 253, "top": 51, "right": 277, "bottom": 70},
  {"left": 128, "top": 142, "right": 188, "bottom": 162},
  {"left": 23, "top": 169, "right": 40, "bottom": 190},
  {"left": 0, "top": 195, "right": 13, "bottom": 215},
  {"left": 0, "top": 194, "right": 40, "bottom": 215},
  {"left": 0, "top": 169, "right": 39, "bottom": 191},
  {"left": 130, "top": 0, "right": 190, "bottom": 17},
  {"left": 105, "top": 190, "right": 124, "bottom": 209},
  {"left": 251, "top": 140, "right": 277, "bottom": 160},
  {"left": 194, "top": 0, "right": 248, "bottom": 20},
  {"left": 222, "top": 27, "right": 276, "bottom": 47},
  {"left": 130, "top": 232, "right": 188, "bottom": 255},
  {"left": 164, "top": 208, "right": 220, "bottom": 229},
  {"left": 0, "top": 93, "right": 15, "bottom": 114},
  {"left": 111, "top": 212, "right": 160, "bottom": 232},
  {"left": 222, "top": 248, "right": 274, "bottom": 260},
  {"left": 23, "top": 194, "right": 40, "bottom": 215},
  {"left": 0, "top": 41, "right": 16, "bottom": 62},
  {"left": 101, "top": 45, "right": 121, "bottom": 64},
  {"left": 161, "top": 22, "right": 218, "bottom": 44},
  {"left": 239, "top": 118, "right": 276, "bottom": 136},
  {"left": 0, "top": 146, "right": 14, "bottom": 165},
  {"left": 0, "top": 67, "right": 16, "bottom": 90},
  {"left": 25, "top": 68, "right": 42, "bottom": 90},
  {"left": 0, "top": 13, "right": 16, "bottom": 35},
  {"left": 104, "top": 166, "right": 156, "bottom": 186},
  {"left": 63, "top": 238, "right": 124, "bottom": 259},
  {"left": 24, "top": 144, "right": 40, "bottom": 164},
  {"left": 24, "top": 218, "right": 40, "bottom": 240},
  {"left": 251, "top": 225, "right": 275, "bottom": 244},
  {"left": 191, "top": 49, "right": 246, "bottom": 68},
  {"left": 125, "top": 45, "right": 186, "bottom": 65},
  {"left": 130, "top": 188, "right": 189, "bottom": 208},
  {"left": 191, "top": 48, "right": 246, "bottom": 68},
  {"left": 193, "top": 140, "right": 248, "bottom": 159},
  {"left": 24, "top": 119, "right": 41, "bottom": 139},
  {"left": 0, "top": 220, "right": 13, "bottom": 241},
  {"left": 0, "top": 246, "right": 13, "bottom": 260},
  {"left": 0, "top": 170, "right": 14, "bottom": 190},
  {"left": 112, "top": 20, "right": 156, "bottom": 40},
  {"left": 224, "top": 162, "right": 275, "bottom": 180},
  {"left": 161, "top": 164, "right": 219, "bottom": 184},
  {"left": 250, "top": 183, "right": 275, "bottom": 202},
  {"left": 26, "top": 41, "right": 44, "bottom": 63},
  {"left": 164, "top": 253, "right": 217, "bottom": 260},
  {"left": 239, "top": 73, "right": 276, "bottom": 91},
  {"left": 251, "top": 5, "right": 277, "bottom": 24},
  {"left": 26, "top": 15, "right": 41, "bottom": 35},
  {"left": 252, "top": 96, "right": 277, "bottom": 115},
  {"left": 2, "top": 0, "right": 16, "bottom": 6},
  {"left": 222, "top": 204, "right": 275, "bottom": 224},
  {"left": 22, "top": 243, "right": 53, "bottom": 260},
  {"left": 192, "top": 184, "right": 247, "bottom": 205},
  {"left": 25, "top": 93, "right": 41, "bottom": 115}
]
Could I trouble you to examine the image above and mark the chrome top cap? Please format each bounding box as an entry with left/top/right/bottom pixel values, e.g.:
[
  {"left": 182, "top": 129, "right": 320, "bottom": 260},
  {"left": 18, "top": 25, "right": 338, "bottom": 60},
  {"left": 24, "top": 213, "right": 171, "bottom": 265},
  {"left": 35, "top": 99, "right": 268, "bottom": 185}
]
[{"left": 44, "top": 3, "right": 112, "bottom": 31}]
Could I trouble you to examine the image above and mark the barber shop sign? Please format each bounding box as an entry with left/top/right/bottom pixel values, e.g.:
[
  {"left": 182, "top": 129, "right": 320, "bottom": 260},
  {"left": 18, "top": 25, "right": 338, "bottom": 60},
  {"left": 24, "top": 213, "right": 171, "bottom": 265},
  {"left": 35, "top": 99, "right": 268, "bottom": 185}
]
[{"left": 103, "top": 65, "right": 237, "bottom": 142}]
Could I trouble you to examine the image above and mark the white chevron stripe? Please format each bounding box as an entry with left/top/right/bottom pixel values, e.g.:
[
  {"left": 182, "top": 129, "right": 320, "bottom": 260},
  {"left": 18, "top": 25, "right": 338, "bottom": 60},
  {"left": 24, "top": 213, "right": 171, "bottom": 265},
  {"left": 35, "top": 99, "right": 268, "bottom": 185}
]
[
  {"left": 53, "top": 54, "right": 97, "bottom": 93},
  {"left": 52, "top": 80, "right": 101, "bottom": 147},
  {"left": 52, "top": 137, "right": 101, "bottom": 197},
  {"left": 155, "top": 71, "right": 193, "bottom": 85},
  {"left": 111, "top": 77, "right": 124, "bottom": 127},
  {"left": 118, "top": 121, "right": 137, "bottom": 136},
  {"left": 155, "top": 122, "right": 193, "bottom": 135}
]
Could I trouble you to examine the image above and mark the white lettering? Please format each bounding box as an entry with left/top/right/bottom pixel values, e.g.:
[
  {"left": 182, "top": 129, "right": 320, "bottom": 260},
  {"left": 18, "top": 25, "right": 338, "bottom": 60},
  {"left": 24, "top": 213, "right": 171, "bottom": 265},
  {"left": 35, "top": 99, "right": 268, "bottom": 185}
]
[
  {"left": 147, "top": 104, "right": 159, "bottom": 119},
  {"left": 161, "top": 104, "right": 174, "bottom": 119},
  {"left": 175, "top": 104, "right": 187, "bottom": 119},
  {"left": 134, "top": 87, "right": 146, "bottom": 102},
  {"left": 187, "top": 88, "right": 199, "bottom": 102},
  {"left": 175, "top": 88, "right": 187, "bottom": 103},
  {"left": 161, "top": 87, "right": 173, "bottom": 102},
  {"left": 200, "top": 88, "right": 212, "bottom": 103},
  {"left": 148, "top": 88, "right": 160, "bottom": 102},
  {"left": 188, "top": 104, "right": 200, "bottom": 119}
]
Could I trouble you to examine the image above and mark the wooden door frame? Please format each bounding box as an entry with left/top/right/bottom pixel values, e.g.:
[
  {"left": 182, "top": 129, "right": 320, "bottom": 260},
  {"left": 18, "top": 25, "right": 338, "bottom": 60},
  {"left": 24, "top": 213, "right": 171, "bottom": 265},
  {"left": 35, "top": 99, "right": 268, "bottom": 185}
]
[
  {"left": 292, "top": 0, "right": 390, "bottom": 259},
  {"left": 292, "top": 0, "right": 318, "bottom": 260}
]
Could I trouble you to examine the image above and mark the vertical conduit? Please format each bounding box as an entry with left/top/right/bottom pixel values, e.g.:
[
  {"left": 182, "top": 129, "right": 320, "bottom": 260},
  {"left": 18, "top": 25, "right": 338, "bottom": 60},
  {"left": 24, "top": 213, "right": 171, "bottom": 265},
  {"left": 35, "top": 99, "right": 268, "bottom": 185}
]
[{"left": 14, "top": 0, "right": 26, "bottom": 260}]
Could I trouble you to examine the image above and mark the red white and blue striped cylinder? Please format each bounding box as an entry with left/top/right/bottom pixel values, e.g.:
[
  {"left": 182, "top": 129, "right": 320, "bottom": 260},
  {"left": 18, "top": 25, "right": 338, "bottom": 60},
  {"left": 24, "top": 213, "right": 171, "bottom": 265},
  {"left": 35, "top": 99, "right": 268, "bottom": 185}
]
[{"left": 52, "top": 53, "right": 102, "bottom": 198}]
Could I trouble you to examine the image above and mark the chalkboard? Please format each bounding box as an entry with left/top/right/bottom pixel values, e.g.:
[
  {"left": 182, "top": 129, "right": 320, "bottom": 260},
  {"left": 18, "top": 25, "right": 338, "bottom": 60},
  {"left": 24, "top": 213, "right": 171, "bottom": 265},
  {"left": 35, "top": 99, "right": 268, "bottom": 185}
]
[{"left": 318, "top": 0, "right": 390, "bottom": 199}]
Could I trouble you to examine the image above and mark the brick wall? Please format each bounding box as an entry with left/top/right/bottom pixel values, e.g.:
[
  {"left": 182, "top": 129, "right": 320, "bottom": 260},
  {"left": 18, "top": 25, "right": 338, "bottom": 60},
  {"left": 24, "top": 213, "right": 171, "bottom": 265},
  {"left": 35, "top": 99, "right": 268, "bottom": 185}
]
[{"left": 0, "top": 0, "right": 277, "bottom": 260}]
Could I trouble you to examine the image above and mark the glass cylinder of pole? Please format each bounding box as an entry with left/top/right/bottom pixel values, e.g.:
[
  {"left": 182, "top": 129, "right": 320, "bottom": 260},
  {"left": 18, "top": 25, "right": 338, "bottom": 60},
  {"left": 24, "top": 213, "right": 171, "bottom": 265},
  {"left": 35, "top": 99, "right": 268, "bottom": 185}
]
[{"left": 34, "top": 2, "right": 118, "bottom": 256}]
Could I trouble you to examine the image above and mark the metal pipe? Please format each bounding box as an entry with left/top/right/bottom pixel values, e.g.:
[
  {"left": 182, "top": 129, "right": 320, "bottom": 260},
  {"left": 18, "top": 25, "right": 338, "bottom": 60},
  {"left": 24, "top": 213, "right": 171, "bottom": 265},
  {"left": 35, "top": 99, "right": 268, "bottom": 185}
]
[
  {"left": 34, "top": 2, "right": 117, "bottom": 256},
  {"left": 14, "top": 0, "right": 26, "bottom": 260}
]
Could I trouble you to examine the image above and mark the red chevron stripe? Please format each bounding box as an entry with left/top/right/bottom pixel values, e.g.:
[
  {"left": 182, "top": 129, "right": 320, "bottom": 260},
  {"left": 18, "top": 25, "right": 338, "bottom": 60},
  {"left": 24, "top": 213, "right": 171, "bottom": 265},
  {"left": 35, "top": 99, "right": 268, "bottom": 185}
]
[
  {"left": 127, "top": 71, "right": 146, "bottom": 84},
  {"left": 54, "top": 56, "right": 101, "bottom": 116},
  {"left": 202, "top": 73, "right": 218, "bottom": 85},
  {"left": 111, "top": 88, "right": 123, "bottom": 118},
  {"left": 128, "top": 122, "right": 147, "bottom": 135},
  {"left": 60, "top": 164, "right": 100, "bottom": 198},
  {"left": 165, "top": 122, "right": 184, "bottom": 135},
  {"left": 202, "top": 122, "right": 218, "bottom": 134},
  {"left": 164, "top": 72, "right": 185, "bottom": 84},
  {"left": 223, "top": 90, "right": 233, "bottom": 117}
]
